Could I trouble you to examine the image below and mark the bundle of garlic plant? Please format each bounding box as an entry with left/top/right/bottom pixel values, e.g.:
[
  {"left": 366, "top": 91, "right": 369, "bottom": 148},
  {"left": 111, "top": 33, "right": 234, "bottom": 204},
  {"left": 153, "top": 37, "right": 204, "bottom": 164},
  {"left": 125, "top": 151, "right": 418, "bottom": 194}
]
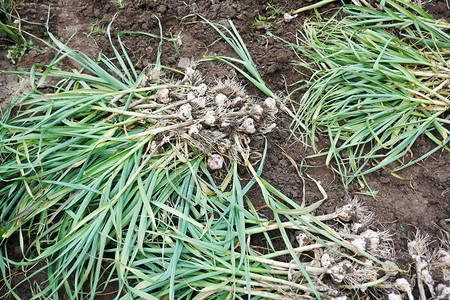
[
  {"left": 0, "top": 24, "right": 283, "bottom": 299},
  {"left": 287, "top": 0, "right": 450, "bottom": 188},
  {"left": 0, "top": 19, "right": 400, "bottom": 299},
  {"left": 403, "top": 232, "right": 450, "bottom": 300}
]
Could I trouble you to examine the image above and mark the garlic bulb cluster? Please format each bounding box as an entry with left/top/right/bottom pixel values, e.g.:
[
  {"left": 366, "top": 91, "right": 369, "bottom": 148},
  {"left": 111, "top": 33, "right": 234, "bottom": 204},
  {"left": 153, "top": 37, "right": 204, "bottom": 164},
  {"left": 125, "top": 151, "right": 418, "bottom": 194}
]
[
  {"left": 132, "top": 59, "right": 281, "bottom": 171},
  {"left": 163, "top": 61, "right": 280, "bottom": 170}
]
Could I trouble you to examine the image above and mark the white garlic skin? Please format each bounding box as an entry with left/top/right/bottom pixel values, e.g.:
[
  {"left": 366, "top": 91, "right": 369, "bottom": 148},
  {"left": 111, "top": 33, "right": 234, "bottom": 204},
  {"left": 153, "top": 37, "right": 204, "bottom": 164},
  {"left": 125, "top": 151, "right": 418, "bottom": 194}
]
[
  {"left": 321, "top": 253, "right": 333, "bottom": 269},
  {"left": 178, "top": 104, "right": 192, "bottom": 120},
  {"left": 436, "top": 284, "right": 450, "bottom": 299},
  {"left": 188, "top": 123, "right": 202, "bottom": 136},
  {"left": 351, "top": 222, "right": 364, "bottom": 234},
  {"left": 191, "top": 97, "right": 206, "bottom": 109},
  {"left": 239, "top": 118, "right": 256, "bottom": 134},
  {"left": 208, "top": 154, "right": 224, "bottom": 170},
  {"left": 250, "top": 104, "right": 264, "bottom": 121},
  {"left": 156, "top": 88, "right": 170, "bottom": 103},
  {"left": 438, "top": 250, "right": 450, "bottom": 266},
  {"left": 196, "top": 83, "right": 207, "bottom": 96},
  {"left": 395, "top": 278, "right": 412, "bottom": 293},
  {"left": 264, "top": 97, "right": 278, "bottom": 115},
  {"left": 261, "top": 123, "right": 277, "bottom": 134},
  {"left": 328, "top": 264, "right": 345, "bottom": 282},
  {"left": 203, "top": 111, "right": 216, "bottom": 126},
  {"left": 232, "top": 96, "right": 245, "bottom": 108},
  {"left": 219, "top": 119, "right": 231, "bottom": 130},
  {"left": 215, "top": 93, "right": 229, "bottom": 107},
  {"left": 187, "top": 92, "right": 196, "bottom": 101},
  {"left": 296, "top": 232, "right": 309, "bottom": 247},
  {"left": 283, "top": 13, "right": 297, "bottom": 23},
  {"left": 185, "top": 66, "right": 195, "bottom": 78},
  {"left": 217, "top": 139, "right": 232, "bottom": 153},
  {"left": 387, "top": 293, "right": 402, "bottom": 300},
  {"left": 361, "top": 229, "right": 380, "bottom": 251},
  {"left": 351, "top": 237, "right": 366, "bottom": 252}
]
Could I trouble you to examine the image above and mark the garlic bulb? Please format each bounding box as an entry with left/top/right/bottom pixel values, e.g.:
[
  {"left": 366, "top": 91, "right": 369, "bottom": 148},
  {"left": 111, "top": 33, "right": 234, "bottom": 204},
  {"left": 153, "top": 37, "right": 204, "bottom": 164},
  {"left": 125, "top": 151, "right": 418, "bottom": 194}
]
[
  {"left": 185, "top": 66, "right": 195, "bottom": 78},
  {"left": 436, "top": 284, "right": 450, "bottom": 299},
  {"left": 239, "top": 118, "right": 256, "bottom": 134},
  {"left": 196, "top": 83, "right": 207, "bottom": 96},
  {"left": 178, "top": 104, "right": 192, "bottom": 120},
  {"left": 232, "top": 96, "right": 245, "bottom": 108},
  {"left": 387, "top": 293, "right": 402, "bottom": 300},
  {"left": 188, "top": 123, "right": 202, "bottom": 136},
  {"left": 264, "top": 97, "right": 278, "bottom": 115},
  {"left": 203, "top": 111, "right": 216, "bottom": 126},
  {"left": 351, "top": 222, "right": 364, "bottom": 234},
  {"left": 187, "top": 92, "right": 196, "bottom": 101},
  {"left": 219, "top": 119, "right": 231, "bottom": 131},
  {"left": 328, "top": 264, "right": 345, "bottom": 282},
  {"left": 217, "top": 139, "right": 232, "bottom": 153},
  {"left": 156, "top": 88, "right": 170, "bottom": 103},
  {"left": 395, "top": 278, "right": 412, "bottom": 294},
  {"left": 215, "top": 93, "right": 229, "bottom": 107},
  {"left": 351, "top": 237, "right": 366, "bottom": 252},
  {"left": 208, "top": 154, "right": 224, "bottom": 170},
  {"left": 361, "top": 229, "right": 380, "bottom": 251},
  {"left": 260, "top": 123, "right": 276, "bottom": 134},
  {"left": 321, "top": 253, "right": 334, "bottom": 269},
  {"left": 296, "top": 232, "right": 309, "bottom": 247},
  {"left": 250, "top": 104, "right": 264, "bottom": 121},
  {"left": 191, "top": 97, "right": 206, "bottom": 109},
  {"left": 336, "top": 203, "right": 357, "bottom": 221}
]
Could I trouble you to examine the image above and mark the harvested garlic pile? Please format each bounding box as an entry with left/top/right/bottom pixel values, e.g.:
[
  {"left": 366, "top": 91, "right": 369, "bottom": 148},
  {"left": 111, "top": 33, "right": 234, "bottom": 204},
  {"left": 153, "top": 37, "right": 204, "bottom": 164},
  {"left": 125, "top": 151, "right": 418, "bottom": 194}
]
[{"left": 140, "top": 60, "right": 279, "bottom": 170}]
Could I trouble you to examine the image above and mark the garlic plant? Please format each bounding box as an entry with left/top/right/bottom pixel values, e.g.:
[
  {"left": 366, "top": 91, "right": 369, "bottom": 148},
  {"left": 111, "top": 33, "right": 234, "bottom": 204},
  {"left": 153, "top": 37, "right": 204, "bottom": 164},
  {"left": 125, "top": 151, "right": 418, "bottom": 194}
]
[{"left": 406, "top": 232, "right": 450, "bottom": 300}]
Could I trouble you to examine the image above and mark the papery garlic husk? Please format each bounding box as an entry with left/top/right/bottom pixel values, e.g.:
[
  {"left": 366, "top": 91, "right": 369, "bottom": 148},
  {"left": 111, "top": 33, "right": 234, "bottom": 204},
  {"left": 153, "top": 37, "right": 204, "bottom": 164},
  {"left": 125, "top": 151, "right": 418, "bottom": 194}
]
[
  {"left": 150, "top": 140, "right": 159, "bottom": 153},
  {"left": 232, "top": 96, "right": 245, "bottom": 108},
  {"left": 178, "top": 104, "right": 192, "bottom": 120},
  {"left": 260, "top": 123, "right": 276, "bottom": 134},
  {"left": 239, "top": 118, "right": 256, "bottom": 134},
  {"left": 337, "top": 203, "right": 357, "bottom": 222},
  {"left": 215, "top": 93, "right": 229, "bottom": 107},
  {"left": 321, "top": 253, "right": 334, "bottom": 269},
  {"left": 250, "top": 104, "right": 264, "bottom": 121},
  {"left": 219, "top": 119, "right": 231, "bottom": 131},
  {"left": 328, "top": 264, "right": 345, "bottom": 283},
  {"left": 185, "top": 66, "right": 195, "bottom": 78},
  {"left": 264, "top": 97, "right": 278, "bottom": 115},
  {"left": 387, "top": 293, "right": 402, "bottom": 300},
  {"left": 384, "top": 260, "right": 400, "bottom": 277},
  {"left": 191, "top": 97, "right": 206, "bottom": 109},
  {"left": 188, "top": 123, "right": 202, "bottom": 136},
  {"left": 139, "top": 74, "right": 149, "bottom": 87},
  {"left": 156, "top": 88, "right": 170, "bottom": 103},
  {"left": 203, "top": 111, "right": 216, "bottom": 126},
  {"left": 187, "top": 92, "right": 196, "bottom": 101},
  {"left": 421, "top": 268, "right": 435, "bottom": 295},
  {"left": 196, "top": 83, "right": 207, "bottom": 96},
  {"left": 351, "top": 237, "right": 366, "bottom": 252},
  {"left": 360, "top": 229, "right": 380, "bottom": 251},
  {"left": 217, "top": 139, "right": 232, "bottom": 153},
  {"left": 351, "top": 222, "right": 364, "bottom": 234},
  {"left": 296, "top": 232, "right": 309, "bottom": 247},
  {"left": 395, "top": 278, "right": 412, "bottom": 294},
  {"left": 438, "top": 249, "right": 450, "bottom": 266},
  {"left": 208, "top": 154, "right": 224, "bottom": 170},
  {"left": 436, "top": 284, "right": 450, "bottom": 299}
]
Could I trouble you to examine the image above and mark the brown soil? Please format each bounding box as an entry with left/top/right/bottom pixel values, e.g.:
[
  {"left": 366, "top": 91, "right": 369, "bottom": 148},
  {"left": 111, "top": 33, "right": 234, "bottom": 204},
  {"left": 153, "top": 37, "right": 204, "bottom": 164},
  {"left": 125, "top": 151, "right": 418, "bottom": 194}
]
[{"left": 1, "top": 0, "right": 449, "bottom": 299}]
